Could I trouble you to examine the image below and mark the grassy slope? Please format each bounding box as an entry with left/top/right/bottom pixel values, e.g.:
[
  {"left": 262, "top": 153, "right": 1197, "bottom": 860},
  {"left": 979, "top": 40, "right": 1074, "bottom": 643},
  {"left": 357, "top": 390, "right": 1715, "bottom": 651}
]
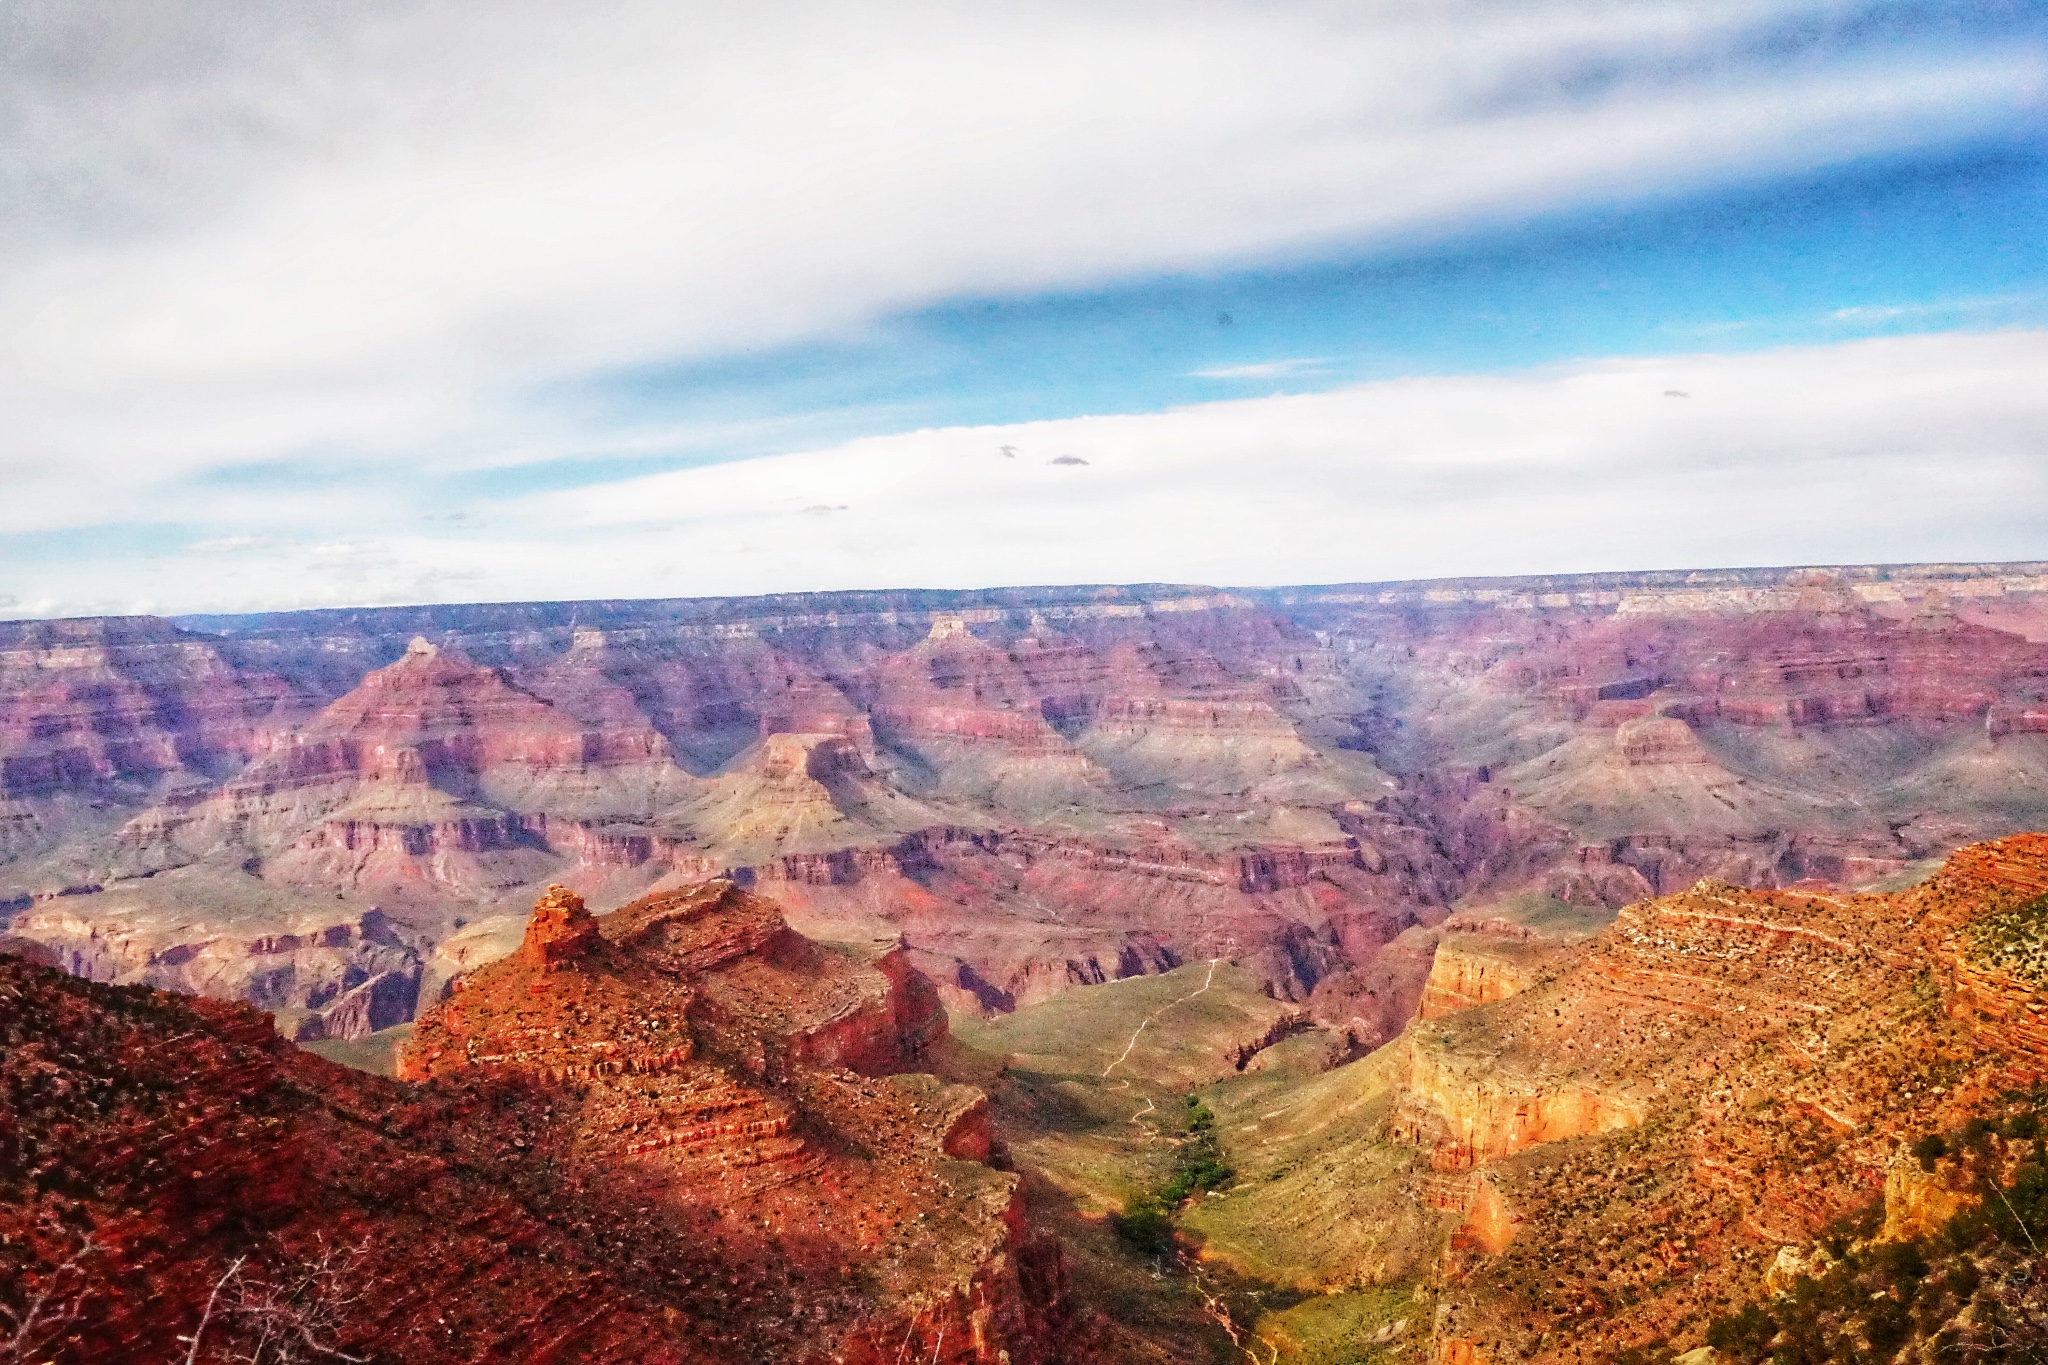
[{"left": 952, "top": 962, "right": 1450, "bottom": 1363}]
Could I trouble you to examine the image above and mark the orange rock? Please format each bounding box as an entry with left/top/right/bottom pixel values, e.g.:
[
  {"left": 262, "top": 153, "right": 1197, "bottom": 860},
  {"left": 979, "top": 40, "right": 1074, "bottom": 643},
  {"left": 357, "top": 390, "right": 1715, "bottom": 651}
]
[{"left": 519, "top": 883, "right": 600, "bottom": 968}]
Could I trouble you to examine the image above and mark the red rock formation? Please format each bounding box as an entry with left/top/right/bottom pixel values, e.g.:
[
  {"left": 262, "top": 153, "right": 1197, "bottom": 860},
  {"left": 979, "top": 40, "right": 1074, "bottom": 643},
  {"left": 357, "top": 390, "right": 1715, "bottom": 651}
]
[
  {"left": 4, "top": 888, "right": 423, "bottom": 1042},
  {"left": 1417, "top": 938, "right": 1541, "bottom": 1020},
  {"left": 1380, "top": 834, "right": 2048, "bottom": 1361},
  {"left": 758, "top": 823, "right": 1457, "bottom": 1017},
  {"left": 0, "top": 878, "right": 1070, "bottom": 1364},
  {"left": 111, "top": 636, "right": 692, "bottom": 897},
  {"left": 518, "top": 881, "right": 602, "bottom": 967},
  {"left": 399, "top": 879, "right": 1063, "bottom": 1362},
  {"left": 10, "top": 564, "right": 2048, "bottom": 1046},
  {"left": 0, "top": 617, "right": 300, "bottom": 800}
]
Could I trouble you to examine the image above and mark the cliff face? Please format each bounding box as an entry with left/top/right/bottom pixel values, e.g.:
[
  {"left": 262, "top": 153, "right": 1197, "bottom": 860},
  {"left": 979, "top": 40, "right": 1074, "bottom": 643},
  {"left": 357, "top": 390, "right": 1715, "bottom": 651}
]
[
  {"left": 0, "top": 616, "right": 301, "bottom": 800},
  {"left": 400, "top": 880, "right": 1060, "bottom": 1364},
  {"left": 0, "top": 880, "right": 1068, "bottom": 1365},
  {"left": 1416, "top": 937, "right": 1541, "bottom": 1020},
  {"left": 1380, "top": 835, "right": 2048, "bottom": 1362},
  {"left": 110, "top": 636, "right": 694, "bottom": 898},
  {"left": 5, "top": 564, "right": 2048, "bottom": 1048}
]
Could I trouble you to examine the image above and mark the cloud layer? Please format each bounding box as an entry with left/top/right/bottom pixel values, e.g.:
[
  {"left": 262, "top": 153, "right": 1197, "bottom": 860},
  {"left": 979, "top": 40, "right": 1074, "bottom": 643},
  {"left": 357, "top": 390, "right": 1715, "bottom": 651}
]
[
  {"left": 3, "top": 0, "right": 2043, "bottom": 554},
  {"left": 12, "top": 329, "right": 2043, "bottom": 617}
]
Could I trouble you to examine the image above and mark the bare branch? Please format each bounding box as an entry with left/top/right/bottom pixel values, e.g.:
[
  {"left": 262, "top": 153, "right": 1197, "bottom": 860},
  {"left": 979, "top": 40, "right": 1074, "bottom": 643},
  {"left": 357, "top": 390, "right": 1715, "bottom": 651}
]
[
  {"left": 0, "top": 1226, "right": 102, "bottom": 1365},
  {"left": 182, "top": 1255, "right": 248, "bottom": 1365}
]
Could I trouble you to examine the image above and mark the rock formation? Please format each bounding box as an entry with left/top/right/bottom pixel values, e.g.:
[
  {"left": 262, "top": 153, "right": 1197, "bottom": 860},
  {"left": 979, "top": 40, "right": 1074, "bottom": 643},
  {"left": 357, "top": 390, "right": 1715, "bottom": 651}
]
[
  {"left": 5, "top": 563, "right": 2048, "bottom": 1050},
  {"left": 1380, "top": 835, "right": 2048, "bottom": 1361},
  {"left": 0, "top": 879, "right": 1070, "bottom": 1364}
]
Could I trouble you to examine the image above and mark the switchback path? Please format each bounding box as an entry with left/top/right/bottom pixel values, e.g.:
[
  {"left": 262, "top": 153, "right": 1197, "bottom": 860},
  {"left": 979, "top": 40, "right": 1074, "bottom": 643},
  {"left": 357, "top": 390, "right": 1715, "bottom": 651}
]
[{"left": 1102, "top": 958, "right": 1220, "bottom": 1080}]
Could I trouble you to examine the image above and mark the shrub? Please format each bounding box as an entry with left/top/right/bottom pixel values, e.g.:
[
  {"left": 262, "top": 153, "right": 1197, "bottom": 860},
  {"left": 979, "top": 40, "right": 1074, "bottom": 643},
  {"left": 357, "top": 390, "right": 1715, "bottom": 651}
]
[
  {"left": 1705, "top": 1302, "right": 1776, "bottom": 1358},
  {"left": 1116, "top": 1195, "right": 1173, "bottom": 1257},
  {"left": 1912, "top": 1134, "right": 1948, "bottom": 1171}
]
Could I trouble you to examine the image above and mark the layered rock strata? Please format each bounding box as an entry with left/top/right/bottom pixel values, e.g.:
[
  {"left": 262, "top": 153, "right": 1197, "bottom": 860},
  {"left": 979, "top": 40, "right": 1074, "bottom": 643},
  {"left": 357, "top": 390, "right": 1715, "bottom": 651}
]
[
  {"left": 6, "top": 563, "right": 2048, "bottom": 1049},
  {"left": 1388, "top": 835, "right": 2048, "bottom": 1362},
  {"left": 0, "top": 880, "right": 1069, "bottom": 1364},
  {"left": 400, "top": 881, "right": 1064, "bottom": 1363}
]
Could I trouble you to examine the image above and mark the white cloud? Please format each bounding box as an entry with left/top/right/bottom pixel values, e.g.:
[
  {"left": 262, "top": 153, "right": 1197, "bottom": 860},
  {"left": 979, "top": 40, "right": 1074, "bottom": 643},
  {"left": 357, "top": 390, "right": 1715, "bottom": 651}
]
[
  {"left": 0, "top": 0, "right": 2041, "bottom": 526},
  {"left": 1191, "top": 358, "right": 1332, "bottom": 380},
  {"left": 9, "top": 329, "right": 2044, "bottom": 615}
]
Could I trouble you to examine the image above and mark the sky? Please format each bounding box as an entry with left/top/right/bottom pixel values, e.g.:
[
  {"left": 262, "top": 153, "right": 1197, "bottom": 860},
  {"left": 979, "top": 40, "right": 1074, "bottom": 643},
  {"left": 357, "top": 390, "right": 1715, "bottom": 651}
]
[{"left": 3, "top": 0, "right": 2046, "bottom": 618}]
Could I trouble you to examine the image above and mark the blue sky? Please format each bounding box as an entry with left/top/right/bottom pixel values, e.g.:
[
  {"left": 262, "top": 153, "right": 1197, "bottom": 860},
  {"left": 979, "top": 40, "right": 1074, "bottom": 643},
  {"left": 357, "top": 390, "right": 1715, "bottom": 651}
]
[
  {"left": 554, "top": 133, "right": 2048, "bottom": 487},
  {"left": 2, "top": 1, "right": 2046, "bottom": 615}
]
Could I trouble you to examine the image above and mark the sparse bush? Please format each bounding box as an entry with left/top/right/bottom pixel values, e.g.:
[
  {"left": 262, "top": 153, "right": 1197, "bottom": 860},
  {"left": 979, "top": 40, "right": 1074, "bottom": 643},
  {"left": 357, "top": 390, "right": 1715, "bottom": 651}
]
[
  {"left": 1704, "top": 1102, "right": 2048, "bottom": 1364},
  {"left": 1965, "top": 892, "right": 2048, "bottom": 986},
  {"left": 1913, "top": 1133, "right": 1949, "bottom": 1171},
  {"left": 1115, "top": 1195, "right": 1173, "bottom": 1257}
]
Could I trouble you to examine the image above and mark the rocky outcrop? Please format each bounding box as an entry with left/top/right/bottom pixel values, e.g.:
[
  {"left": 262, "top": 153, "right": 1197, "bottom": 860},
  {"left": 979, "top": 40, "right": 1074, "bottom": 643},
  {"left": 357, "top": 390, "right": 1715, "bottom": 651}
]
[
  {"left": 5, "top": 887, "right": 422, "bottom": 1035},
  {"left": 395, "top": 880, "right": 1065, "bottom": 1362},
  {"left": 296, "top": 965, "right": 420, "bottom": 1041},
  {"left": 760, "top": 822, "right": 1457, "bottom": 1016},
  {"left": 0, "top": 616, "right": 299, "bottom": 799},
  {"left": 107, "top": 637, "right": 693, "bottom": 902},
  {"left": 1878, "top": 1148, "right": 1980, "bottom": 1243},
  {"left": 1394, "top": 1037, "right": 1644, "bottom": 1170},
  {"left": 1379, "top": 835, "right": 2048, "bottom": 1363},
  {"left": 0, "top": 908, "right": 1072, "bottom": 1365},
  {"left": 667, "top": 731, "right": 943, "bottom": 861},
  {"left": 1417, "top": 938, "right": 1541, "bottom": 1019}
]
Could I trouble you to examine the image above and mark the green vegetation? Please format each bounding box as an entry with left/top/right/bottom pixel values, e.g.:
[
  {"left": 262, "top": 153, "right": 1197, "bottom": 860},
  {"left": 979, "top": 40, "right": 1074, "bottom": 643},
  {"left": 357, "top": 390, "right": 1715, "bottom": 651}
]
[
  {"left": 945, "top": 967, "right": 1442, "bottom": 1360},
  {"left": 1701, "top": 1093, "right": 2048, "bottom": 1365},
  {"left": 1965, "top": 891, "right": 2048, "bottom": 987},
  {"left": 1115, "top": 1095, "right": 1236, "bottom": 1255}
]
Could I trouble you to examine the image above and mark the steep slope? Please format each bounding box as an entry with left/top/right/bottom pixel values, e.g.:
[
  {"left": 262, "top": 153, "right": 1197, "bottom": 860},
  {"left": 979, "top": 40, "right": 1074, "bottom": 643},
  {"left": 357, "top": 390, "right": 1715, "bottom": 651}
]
[
  {"left": 759, "top": 815, "right": 1461, "bottom": 1032},
  {"left": 866, "top": 618, "right": 1117, "bottom": 821},
  {"left": 1175, "top": 834, "right": 2048, "bottom": 1363},
  {"left": 667, "top": 730, "right": 947, "bottom": 861},
  {"left": 119, "top": 636, "right": 693, "bottom": 889},
  {"left": 0, "top": 617, "right": 304, "bottom": 896},
  {"left": 399, "top": 880, "right": 1066, "bottom": 1363},
  {"left": 1512, "top": 714, "right": 1828, "bottom": 839},
  {"left": 0, "top": 881, "right": 1070, "bottom": 1365}
]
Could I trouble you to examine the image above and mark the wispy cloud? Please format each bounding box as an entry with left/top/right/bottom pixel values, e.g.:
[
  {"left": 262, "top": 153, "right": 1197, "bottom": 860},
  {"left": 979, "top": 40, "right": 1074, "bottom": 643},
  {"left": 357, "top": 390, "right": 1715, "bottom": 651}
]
[
  {"left": 1827, "top": 291, "right": 2048, "bottom": 326},
  {"left": 9, "top": 330, "right": 2044, "bottom": 616},
  {"left": 1, "top": 0, "right": 2041, "bottom": 555},
  {"left": 1191, "top": 358, "right": 1332, "bottom": 380},
  {"left": 185, "top": 535, "right": 276, "bottom": 555}
]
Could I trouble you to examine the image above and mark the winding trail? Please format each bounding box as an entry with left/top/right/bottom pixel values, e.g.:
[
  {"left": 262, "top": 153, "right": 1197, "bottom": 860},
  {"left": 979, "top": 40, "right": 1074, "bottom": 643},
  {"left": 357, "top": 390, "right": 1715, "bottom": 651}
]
[
  {"left": 1095, "top": 956, "right": 1273, "bottom": 1360},
  {"left": 1102, "top": 958, "right": 1220, "bottom": 1080},
  {"left": 1182, "top": 1253, "right": 1280, "bottom": 1364}
]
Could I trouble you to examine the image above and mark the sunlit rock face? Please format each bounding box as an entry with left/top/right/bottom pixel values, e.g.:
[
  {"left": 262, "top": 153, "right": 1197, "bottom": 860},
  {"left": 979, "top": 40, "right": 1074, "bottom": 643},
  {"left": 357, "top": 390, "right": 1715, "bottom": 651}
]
[
  {"left": 2, "top": 564, "right": 2046, "bottom": 1044},
  {"left": 1384, "top": 834, "right": 2048, "bottom": 1363},
  {"left": 0, "top": 879, "right": 1067, "bottom": 1364}
]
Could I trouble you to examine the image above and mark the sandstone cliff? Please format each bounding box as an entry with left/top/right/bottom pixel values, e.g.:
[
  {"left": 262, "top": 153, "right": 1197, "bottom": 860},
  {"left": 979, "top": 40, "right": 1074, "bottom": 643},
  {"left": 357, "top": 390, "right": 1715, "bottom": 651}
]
[
  {"left": 8, "top": 564, "right": 2048, "bottom": 1057},
  {"left": 0, "top": 880, "right": 1071, "bottom": 1365}
]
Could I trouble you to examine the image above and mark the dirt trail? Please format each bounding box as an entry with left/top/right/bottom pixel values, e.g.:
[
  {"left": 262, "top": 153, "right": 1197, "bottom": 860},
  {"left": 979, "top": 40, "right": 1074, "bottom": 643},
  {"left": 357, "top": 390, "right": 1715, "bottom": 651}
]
[
  {"left": 1094, "top": 957, "right": 1274, "bottom": 1359},
  {"left": 1102, "top": 958, "right": 1220, "bottom": 1080}
]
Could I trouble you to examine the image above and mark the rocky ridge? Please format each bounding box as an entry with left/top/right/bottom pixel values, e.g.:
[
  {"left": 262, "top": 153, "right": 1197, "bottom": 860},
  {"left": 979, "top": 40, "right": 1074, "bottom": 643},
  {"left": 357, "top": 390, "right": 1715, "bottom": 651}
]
[
  {"left": 4, "top": 563, "right": 2048, "bottom": 1051},
  {"left": 1369, "top": 835, "right": 2048, "bottom": 1362},
  {"left": 0, "top": 878, "right": 1069, "bottom": 1364}
]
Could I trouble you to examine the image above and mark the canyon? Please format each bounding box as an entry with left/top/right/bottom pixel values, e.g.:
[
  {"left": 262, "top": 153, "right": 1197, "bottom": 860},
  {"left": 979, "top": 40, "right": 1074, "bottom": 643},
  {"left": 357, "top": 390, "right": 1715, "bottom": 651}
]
[
  {"left": 5, "top": 562, "right": 2046, "bottom": 1051},
  {"left": 5, "top": 562, "right": 2048, "bottom": 1362}
]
